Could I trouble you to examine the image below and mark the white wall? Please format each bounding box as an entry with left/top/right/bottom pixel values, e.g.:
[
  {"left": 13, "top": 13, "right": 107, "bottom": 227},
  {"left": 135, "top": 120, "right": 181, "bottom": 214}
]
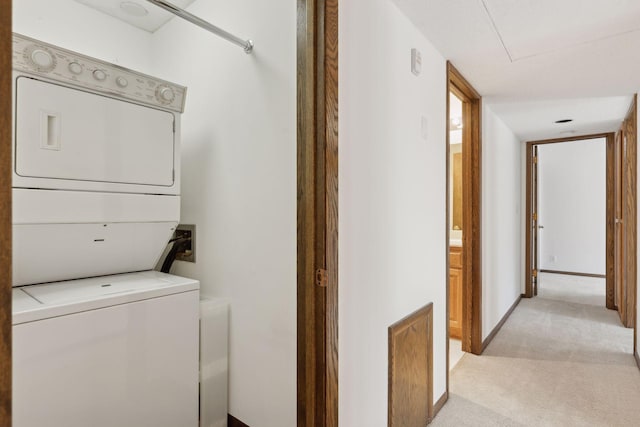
[
  {"left": 339, "top": 1, "right": 447, "bottom": 425},
  {"left": 482, "top": 105, "right": 522, "bottom": 339},
  {"left": 538, "top": 139, "right": 606, "bottom": 275},
  {"left": 150, "top": 1, "right": 297, "bottom": 426},
  {"left": 13, "top": 0, "right": 152, "bottom": 73}
]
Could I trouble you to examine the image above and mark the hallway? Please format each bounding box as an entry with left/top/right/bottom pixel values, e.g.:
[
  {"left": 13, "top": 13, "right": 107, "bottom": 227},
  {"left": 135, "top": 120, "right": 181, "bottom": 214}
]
[{"left": 433, "top": 273, "right": 640, "bottom": 426}]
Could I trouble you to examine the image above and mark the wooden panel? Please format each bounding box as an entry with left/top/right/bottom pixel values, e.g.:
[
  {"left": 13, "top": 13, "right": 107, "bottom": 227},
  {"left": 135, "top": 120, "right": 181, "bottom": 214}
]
[
  {"left": 388, "top": 303, "right": 433, "bottom": 427},
  {"left": 297, "top": 0, "right": 339, "bottom": 425},
  {"left": 0, "top": 2, "right": 12, "bottom": 425},
  {"left": 449, "top": 246, "right": 462, "bottom": 269},
  {"left": 448, "top": 62, "right": 483, "bottom": 356},
  {"left": 606, "top": 133, "right": 616, "bottom": 310},
  {"left": 449, "top": 246, "right": 463, "bottom": 340},
  {"left": 452, "top": 152, "right": 463, "bottom": 230},
  {"left": 449, "top": 267, "right": 462, "bottom": 340},
  {"left": 621, "top": 96, "right": 637, "bottom": 329}
]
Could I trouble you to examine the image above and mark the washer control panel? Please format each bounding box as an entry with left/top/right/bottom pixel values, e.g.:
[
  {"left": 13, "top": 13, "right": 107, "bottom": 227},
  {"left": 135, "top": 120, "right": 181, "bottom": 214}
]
[{"left": 12, "top": 33, "right": 186, "bottom": 113}]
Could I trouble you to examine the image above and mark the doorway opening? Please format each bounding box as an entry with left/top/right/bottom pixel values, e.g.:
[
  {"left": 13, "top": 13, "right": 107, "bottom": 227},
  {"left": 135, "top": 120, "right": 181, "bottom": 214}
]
[
  {"left": 526, "top": 134, "right": 615, "bottom": 302},
  {"left": 445, "top": 63, "right": 483, "bottom": 395},
  {"left": 524, "top": 123, "right": 637, "bottom": 361}
]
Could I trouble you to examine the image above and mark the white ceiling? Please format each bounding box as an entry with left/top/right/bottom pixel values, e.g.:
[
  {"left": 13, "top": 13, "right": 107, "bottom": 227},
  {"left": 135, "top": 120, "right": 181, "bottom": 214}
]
[
  {"left": 490, "top": 96, "right": 632, "bottom": 141},
  {"left": 75, "top": 0, "right": 195, "bottom": 33},
  {"left": 393, "top": 0, "right": 640, "bottom": 141}
]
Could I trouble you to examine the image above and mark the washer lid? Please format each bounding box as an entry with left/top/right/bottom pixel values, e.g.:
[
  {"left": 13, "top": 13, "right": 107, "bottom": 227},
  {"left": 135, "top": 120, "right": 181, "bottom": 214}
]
[{"left": 13, "top": 271, "right": 199, "bottom": 325}]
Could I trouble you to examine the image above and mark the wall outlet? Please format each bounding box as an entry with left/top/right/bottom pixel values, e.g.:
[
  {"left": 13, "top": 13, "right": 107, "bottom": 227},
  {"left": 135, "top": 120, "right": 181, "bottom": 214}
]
[{"left": 175, "top": 224, "right": 196, "bottom": 263}]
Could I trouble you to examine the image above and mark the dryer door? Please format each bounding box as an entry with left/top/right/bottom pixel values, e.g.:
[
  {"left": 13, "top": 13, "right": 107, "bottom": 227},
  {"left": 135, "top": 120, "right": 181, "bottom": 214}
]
[{"left": 15, "top": 76, "right": 175, "bottom": 188}]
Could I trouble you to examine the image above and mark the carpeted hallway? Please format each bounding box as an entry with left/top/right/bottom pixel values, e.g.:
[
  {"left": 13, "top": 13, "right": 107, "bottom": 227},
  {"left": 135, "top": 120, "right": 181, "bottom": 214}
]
[{"left": 432, "top": 273, "right": 640, "bottom": 426}]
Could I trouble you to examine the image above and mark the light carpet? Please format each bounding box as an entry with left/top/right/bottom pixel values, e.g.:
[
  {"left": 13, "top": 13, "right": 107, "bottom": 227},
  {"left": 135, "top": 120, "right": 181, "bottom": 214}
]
[{"left": 432, "top": 273, "right": 640, "bottom": 426}]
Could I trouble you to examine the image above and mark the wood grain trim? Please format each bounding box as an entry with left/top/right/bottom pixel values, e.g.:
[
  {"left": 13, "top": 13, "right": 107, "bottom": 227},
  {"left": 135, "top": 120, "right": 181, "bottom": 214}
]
[
  {"left": 228, "top": 414, "right": 251, "bottom": 427},
  {"left": 444, "top": 65, "right": 451, "bottom": 393},
  {"left": 323, "top": 1, "right": 339, "bottom": 424},
  {"left": 525, "top": 143, "right": 533, "bottom": 298},
  {"left": 447, "top": 62, "right": 483, "bottom": 356},
  {"left": 432, "top": 391, "right": 448, "bottom": 422},
  {"left": 622, "top": 96, "right": 637, "bottom": 329},
  {"left": 527, "top": 133, "right": 613, "bottom": 146},
  {"left": 606, "top": 133, "right": 616, "bottom": 310},
  {"left": 481, "top": 296, "right": 521, "bottom": 352},
  {"left": 297, "top": 0, "right": 339, "bottom": 425},
  {"left": 388, "top": 303, "right": 433, "bottom": 427},
  {"left": 0, "top": 2, "right": 12, "bottom": 425},
  {"left": 539, "top": 270, "right": 606, "bottom": 279}
]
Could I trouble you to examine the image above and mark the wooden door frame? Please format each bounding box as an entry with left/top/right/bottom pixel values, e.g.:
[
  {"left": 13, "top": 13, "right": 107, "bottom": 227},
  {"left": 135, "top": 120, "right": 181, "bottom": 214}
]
[
  {"left": 0, "top": 1, "right": 11, "bottom": 425},
  {"left": 297, "top": 0, "right": 339, "bottom": 426},
  {"left": 446, "top": 62, "right": 483, "bottom": 365},
  {"left": 621, "top": 97, "right": 638, "bottom": 332},
  {"left": 524, "top": 133, "right": 616, "bottom": 308}
]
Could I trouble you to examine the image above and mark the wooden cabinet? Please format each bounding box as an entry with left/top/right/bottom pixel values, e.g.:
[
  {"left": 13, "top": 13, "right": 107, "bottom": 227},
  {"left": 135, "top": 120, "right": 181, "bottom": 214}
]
[{"left": 449, "top": 246, "right": 463, "bottom": 339}]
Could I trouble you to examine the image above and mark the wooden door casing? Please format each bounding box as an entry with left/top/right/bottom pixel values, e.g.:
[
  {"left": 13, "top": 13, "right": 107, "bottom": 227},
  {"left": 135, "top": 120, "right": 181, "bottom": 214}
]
[
  {"left": 620, "top": 96, "right": 637, "bottom": 329},
  {"left": 615, "top": 130, "right": 625, "bottom": 315}
]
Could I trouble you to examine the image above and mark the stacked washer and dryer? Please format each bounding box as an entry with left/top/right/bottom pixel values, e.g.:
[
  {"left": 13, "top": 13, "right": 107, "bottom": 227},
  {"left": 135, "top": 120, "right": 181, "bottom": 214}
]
[{"left": 11, "top": 33, "right": 227, "bottom": 427}]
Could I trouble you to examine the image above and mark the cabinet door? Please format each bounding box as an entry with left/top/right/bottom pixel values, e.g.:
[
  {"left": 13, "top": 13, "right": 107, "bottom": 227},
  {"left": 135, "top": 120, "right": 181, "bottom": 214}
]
[{"left": 449, "top": 267, "right": 462, "bottom": 339}]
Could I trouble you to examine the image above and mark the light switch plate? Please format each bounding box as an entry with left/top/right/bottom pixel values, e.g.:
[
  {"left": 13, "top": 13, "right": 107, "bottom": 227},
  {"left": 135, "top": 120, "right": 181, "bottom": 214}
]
[
  {"left": 411, "top": 48, "right": 422, "bottom": 76},
  {"left": 421, "top": 116, "right": 429, "bottom": 140}
]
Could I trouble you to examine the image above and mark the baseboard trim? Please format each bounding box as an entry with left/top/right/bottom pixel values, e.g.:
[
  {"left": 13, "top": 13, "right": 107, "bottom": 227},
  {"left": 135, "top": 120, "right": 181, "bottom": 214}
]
[
  {"left": 228, "top": 414, "right": 250, "bottom": 427},
  {"left": 635, "top": 351, "right": 640, "bottom": 371},
  {"left": 430, "top": 391, "right": 448, "bottom": 423},
  {"left": 482, "top": 296, "right": 522, "bottom": 352},
  {"left": 540, "top": 269, "right": 606, "bottom": 279}
]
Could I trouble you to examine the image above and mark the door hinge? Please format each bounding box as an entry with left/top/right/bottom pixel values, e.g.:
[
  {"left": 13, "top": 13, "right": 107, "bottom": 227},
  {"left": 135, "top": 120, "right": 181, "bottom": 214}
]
[
  {"left": 315, "top": 269, "right": 328, "bottom": 287},
  {"left": 532, "top": 269, "right": 538, "bottom": 278},
  {"left": 533, "top": 156, "right": 538, "bottom": 164},
  {"left": 533, "top": 212, "right": 538, "bottom": 221}
]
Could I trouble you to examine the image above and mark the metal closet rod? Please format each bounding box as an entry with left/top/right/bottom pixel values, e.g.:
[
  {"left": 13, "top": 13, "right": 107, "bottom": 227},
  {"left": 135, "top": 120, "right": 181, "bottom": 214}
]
[{"left": 145, "top": 0, "right": 254, "bottom": 54}]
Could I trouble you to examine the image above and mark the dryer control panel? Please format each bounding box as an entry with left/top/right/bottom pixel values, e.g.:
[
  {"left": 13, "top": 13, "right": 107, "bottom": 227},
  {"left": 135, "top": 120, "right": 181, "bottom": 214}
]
[{"left": 12, "top": 33, "right": 187, "bottom": 113}]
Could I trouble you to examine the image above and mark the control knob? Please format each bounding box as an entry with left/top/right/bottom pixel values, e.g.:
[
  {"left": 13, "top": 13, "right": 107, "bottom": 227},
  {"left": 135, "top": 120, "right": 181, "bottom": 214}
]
[
  {"left": 115, "top": 76, "right": 129, "bottom": 88},
  {"left": 24, "top": 45, "right": 56, "bottom": 72},
  {"left": 68, "top": 62, "right": 82, "bottom": 75},
  {"left": 93, "top": 69, "right": 107, "bottom": 81},
  {"left": 156, "top": 85, "right": 175, "bottom": 104}
]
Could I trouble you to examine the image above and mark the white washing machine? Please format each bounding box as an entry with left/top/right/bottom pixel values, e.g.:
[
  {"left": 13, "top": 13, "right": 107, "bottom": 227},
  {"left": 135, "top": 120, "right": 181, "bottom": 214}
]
[
  {"left": 10, "top": 33, "right": 225, "bottom": 427},
  {"left": 13, "top": 272, "right": 200, "bottom": 427}
]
